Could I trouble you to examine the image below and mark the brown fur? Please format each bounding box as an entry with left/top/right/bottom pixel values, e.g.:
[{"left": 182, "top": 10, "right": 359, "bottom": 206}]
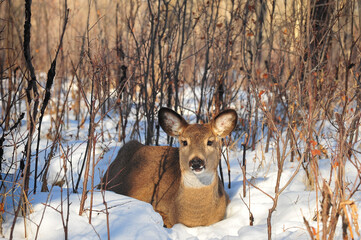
[{"left": 101, "top": 108, "right": 237, "bottom": 228}]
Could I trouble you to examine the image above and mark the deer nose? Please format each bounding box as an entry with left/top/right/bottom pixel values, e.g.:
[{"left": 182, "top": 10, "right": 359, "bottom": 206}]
[{"left": 189, "top": 158, "right": 205, "bottom": 172}]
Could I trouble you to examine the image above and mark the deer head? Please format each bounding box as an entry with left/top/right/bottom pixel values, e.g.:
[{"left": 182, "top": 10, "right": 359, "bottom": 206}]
[{"left": 158, "top": 108, "right": 237, "bottom": 187}]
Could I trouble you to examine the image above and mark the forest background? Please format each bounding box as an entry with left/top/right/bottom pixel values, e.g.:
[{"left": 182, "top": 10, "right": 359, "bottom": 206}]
[{"left": 1, "top": 0, "right": 361, "bottom": 239}]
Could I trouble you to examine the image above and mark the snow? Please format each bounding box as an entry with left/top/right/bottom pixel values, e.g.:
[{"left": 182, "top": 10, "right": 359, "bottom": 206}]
[
  {"left": 2, "top": 143, "right": 359, "bottom": 240},
  {"left": 1, "top": 95, "right": 360, "bottom": 240}
]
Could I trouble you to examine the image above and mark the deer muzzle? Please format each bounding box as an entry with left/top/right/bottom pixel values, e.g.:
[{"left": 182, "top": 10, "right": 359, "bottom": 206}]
[{"left": 189, "top": 158, "right": 205, "bottom": 173}]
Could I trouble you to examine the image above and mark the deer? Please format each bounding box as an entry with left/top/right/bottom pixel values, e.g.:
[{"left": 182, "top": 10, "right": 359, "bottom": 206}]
[{"left": 101, "top": 107, "right": 237, "bottom": 228}]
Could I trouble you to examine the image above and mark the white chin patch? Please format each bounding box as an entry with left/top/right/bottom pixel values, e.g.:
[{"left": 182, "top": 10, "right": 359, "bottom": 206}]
[
  {"left": 182, "top": 171, "right": 215, "bottom": 188},
  {"left": 193, "top": 168, "right": 205, "bottom": 174},
  {"left": 191, "top": 166, "right": 205, "bottom": 174}
]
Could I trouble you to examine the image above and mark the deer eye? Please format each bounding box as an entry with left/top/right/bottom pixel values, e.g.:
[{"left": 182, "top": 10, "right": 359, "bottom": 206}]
[
  {"left": 207, "top": 140, "right": 213, "bottom": 146},
  {"left": 181, "top": 140, "right": 188, "bottom": 146}
]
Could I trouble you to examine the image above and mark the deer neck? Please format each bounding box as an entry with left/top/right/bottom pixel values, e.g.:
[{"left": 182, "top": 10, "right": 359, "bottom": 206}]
[
  {"left": 179, "top": 171, "right": 221, "bottom": 202},
  {"left": 176, "top": 173, "right": 226, "bottom": 227}
]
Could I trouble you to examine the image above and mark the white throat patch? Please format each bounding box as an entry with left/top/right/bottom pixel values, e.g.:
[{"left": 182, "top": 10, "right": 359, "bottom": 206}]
[{"left": 182, "top": 171, "right": 215, "bottom": 188}]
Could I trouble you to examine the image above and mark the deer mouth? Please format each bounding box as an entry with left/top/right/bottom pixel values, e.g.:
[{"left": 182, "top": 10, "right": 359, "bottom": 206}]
[{"left": 189, "top": 158, "right": 205, "bottom": 173}]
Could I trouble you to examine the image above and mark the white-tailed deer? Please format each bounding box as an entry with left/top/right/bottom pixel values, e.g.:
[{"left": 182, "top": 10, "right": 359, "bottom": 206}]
[{"left": 101, "top": 108, "right": 237, "bottom": 228}]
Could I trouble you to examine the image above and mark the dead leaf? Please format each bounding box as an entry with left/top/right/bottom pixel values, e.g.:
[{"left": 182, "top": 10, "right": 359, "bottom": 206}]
[
  {"left": 258, "top": 90, "right": 265, "bottom": 99},
  {"left": 311, "top": 149, "right": 321, "bottom": 157}
]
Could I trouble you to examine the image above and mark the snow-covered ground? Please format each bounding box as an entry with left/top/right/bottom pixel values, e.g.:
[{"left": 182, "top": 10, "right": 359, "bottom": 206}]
[{"left": 1, "top": 100, "right": 360, "bottom": 240}]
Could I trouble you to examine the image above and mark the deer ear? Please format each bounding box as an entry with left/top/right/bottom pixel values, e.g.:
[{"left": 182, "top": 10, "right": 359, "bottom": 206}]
[
  {"left": 211, "top": 109, "right": 238, "bottom": 138},
  {"left": 158, "top": 108, "right": 188, "bottom": 137}
]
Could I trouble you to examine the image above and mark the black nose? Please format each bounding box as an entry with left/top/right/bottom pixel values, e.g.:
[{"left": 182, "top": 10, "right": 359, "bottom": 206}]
[{"left": 189, "top": 158, "right": 205, "bottom": 172}]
